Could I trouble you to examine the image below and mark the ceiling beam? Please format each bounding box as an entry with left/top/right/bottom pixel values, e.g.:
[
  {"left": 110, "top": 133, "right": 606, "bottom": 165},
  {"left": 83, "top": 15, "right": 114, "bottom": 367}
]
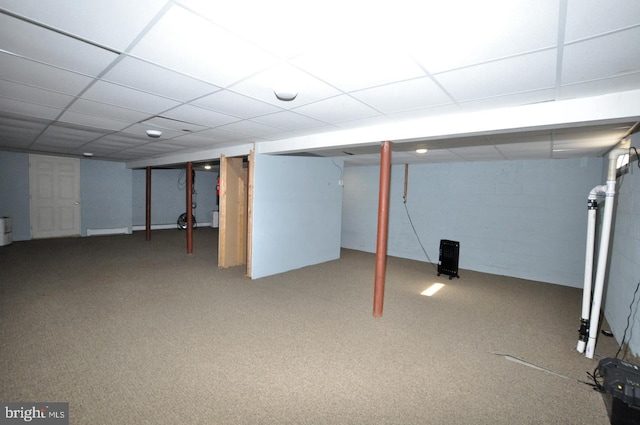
[{"left": 256, "top": 89, "right": 640, "bottom": 155}]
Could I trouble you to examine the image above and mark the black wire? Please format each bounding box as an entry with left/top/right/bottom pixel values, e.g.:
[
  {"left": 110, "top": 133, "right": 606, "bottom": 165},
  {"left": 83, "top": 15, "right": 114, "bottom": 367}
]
[
  {"left": 614, "top": 278, "right": 640, "bottom": 359},
  {"left": 403, "top": 200, "right": 438, "bottom": 273},
  {"left": 331, "top": 159, "right": 344, "bottom": 180},
  {"left": 631, "top": 146, "right": 640, "bottom": 169},
  {"left": 586, "top": 366, "right": 604, "bottom": 393}
]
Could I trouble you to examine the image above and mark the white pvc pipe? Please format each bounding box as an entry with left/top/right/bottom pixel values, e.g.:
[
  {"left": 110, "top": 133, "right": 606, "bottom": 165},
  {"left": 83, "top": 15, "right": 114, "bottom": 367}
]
[
  {"left": 576, "top": 192, "right": 600, "bottom": 353},
  {"left": 585, "top": 148, "right": 628, "bottom": 359}
]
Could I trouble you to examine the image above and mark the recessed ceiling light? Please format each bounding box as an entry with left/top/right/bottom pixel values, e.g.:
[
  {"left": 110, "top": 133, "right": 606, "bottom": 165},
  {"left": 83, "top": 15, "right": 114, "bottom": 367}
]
[
  {"left": 146, "top": 129, "right": 162, "bottom": 138},
  {"left": 204, "top": 165, "right": 212, "bottom": 170},
  {"left": 83, "top": 152, "right": 94, "bottom": 157},
  {"left": 416, "top": 148, "right": 428, "bottom": 154}
]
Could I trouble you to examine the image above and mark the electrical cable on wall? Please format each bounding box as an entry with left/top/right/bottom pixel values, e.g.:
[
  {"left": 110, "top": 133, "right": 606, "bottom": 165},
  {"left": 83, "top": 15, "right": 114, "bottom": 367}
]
[
  {"left": 614, "top": 278, "right": 640, "bottom": 359},
  {"left": 402, "top": 164, "right": 438, "bottom": 273}
]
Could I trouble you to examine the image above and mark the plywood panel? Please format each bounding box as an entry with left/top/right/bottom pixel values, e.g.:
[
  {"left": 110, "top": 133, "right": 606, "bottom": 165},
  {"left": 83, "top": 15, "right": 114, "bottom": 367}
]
[{"left": 218, "top": 155, "right": 248, "bottom": 268}]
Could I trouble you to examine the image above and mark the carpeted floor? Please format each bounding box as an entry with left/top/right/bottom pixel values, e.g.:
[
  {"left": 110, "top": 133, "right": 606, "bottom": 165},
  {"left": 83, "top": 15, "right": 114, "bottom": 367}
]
[{"left": 0, "top": 228, "right": 622, "bottom": 424}]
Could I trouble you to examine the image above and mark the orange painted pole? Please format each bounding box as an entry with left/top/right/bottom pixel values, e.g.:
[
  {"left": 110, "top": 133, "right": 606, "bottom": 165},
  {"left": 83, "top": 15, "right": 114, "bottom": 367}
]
[
  {"left": 373, "top": 141, "right": 392, "bottom": 317},
  {"left": 145, "top": 167, "right": 151, "bottom": 241},
  {"left": 186, "top": 162, "right": 193, "bottom": 254}
]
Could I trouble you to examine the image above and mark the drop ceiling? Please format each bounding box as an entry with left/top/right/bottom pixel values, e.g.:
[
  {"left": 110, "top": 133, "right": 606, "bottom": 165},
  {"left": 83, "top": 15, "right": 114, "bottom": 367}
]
[{"left": 0, "top": 0, "right": 639, "bottom": 167}]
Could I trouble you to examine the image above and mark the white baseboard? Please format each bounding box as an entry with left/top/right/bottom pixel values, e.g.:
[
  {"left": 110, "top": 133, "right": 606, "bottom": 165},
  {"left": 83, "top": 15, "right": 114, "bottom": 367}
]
[
  {"left": 86, "top": 227, "right": 131, "bottom": 236},
  {"left": 132, "top": 223, "right": 212, "bottom": 231}
]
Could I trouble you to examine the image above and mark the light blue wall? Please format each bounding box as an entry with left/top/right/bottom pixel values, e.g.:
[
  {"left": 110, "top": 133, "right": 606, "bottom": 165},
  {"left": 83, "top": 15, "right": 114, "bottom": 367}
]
[
  {"left": 80, "top": 159, "right": 133, "bottom": 235},
  {"left": 605, "top": 133, "right": 640, "bottom": 355},
  {"left": 342, "top": 157, "right": 604, "bottom": 287},
  {"left": 132, "top": 168, "right": 217, "bottom": 227},
  {"left": 0, "top": 151, "right": 30, "bottom": 241},
  {"left": 251, "top": 154, "right": 343, "bottom": 279}
]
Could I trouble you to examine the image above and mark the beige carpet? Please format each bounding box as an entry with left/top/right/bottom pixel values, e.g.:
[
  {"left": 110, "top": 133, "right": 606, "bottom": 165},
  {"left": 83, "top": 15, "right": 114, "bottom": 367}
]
[{"left": 0, "top": 228, "right": 622, "bottom": 424}]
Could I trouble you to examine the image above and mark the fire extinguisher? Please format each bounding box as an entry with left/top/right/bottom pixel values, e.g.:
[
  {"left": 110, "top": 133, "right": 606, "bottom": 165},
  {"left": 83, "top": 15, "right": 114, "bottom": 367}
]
[{"left": 216, "top": 176, "right": 221, "bottom": 196}]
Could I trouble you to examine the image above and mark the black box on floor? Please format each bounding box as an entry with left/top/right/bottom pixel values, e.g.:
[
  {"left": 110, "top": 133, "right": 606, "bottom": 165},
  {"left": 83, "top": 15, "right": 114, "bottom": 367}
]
[
  {"left": 437, "top": 239, "right": 460, "bottom": 280},
  {"left": 598, "top": 357, "right": 640, "bottom": 425}
]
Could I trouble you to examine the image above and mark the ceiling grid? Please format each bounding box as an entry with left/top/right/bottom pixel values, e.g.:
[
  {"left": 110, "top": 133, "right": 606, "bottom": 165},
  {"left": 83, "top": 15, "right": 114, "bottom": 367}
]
[{"left": 0, "top": 0, "right": 638, "bottom": 166}]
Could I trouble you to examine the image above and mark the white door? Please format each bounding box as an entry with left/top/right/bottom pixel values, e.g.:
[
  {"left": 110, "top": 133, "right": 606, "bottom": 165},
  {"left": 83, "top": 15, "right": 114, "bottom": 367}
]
[{"left": 29, "top": 154, "right": 81, "bottom": 239}]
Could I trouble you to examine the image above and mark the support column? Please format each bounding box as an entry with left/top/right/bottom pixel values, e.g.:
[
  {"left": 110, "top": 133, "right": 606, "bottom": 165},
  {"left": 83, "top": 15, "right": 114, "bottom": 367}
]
[
  {"left": 186, "top": 162, "right": 193, "bottom": 254},
  {"left": 145, "top": 167, "right": 151, "bottom": 241},
  {"left": 373, "top": 141, "right": 392, "bottom": 317}
]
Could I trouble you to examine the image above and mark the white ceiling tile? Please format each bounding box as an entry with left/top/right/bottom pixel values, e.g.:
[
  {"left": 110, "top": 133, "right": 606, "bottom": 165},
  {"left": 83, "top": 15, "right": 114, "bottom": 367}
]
[
  {"left": 69, "top": 143, "right": 124, "bottom": 156},
  {"left": 119, "top": 143, "right": 180, "bottom": 155},
  {"left": 162, "top": 104, "right": 240, "bottom": 127},
  {"left": 494, "top": 141, "right": 552, "bottom": 159},
  {"left": 129, "top": 5, "right": 277, "bottom": 87},
  {"left": 142, "top": 116, "right": 206, "bottom": 133},
  {"left": 93, "top": 133, "right": 149, "bottom": 147},
  {"left": 0, "top": 14, "right": 118, "bottom": 76},
  {"left": 0, "top": 80, "right": 74, "bottom": 108},
  {"left": 168, "top": 134, "right": 217, "bottom": 148},
  {"left": 0, "top": 116, "right": 48, "bottom": 133},
  {"left": 332, "top": 115, "right": 394, "bottom": 131},
  {"left": 435, "top": 51, "right": 556, "bottom": 102},
  {"left": 448, "top": 145, "right": 505, "bottom": 161},
  {"left": 81, "top": 81, "right": 179, "bottom": 114},
  {"left": 455, "top": 89, "right": 556, "bottom": 112},
  {"left": 68, "top": 99, "right": 151, "bottom": 123},
  {"left": 57, "top": 110, "right": 131, "bottom": 131},
  {"left": 0, "top": 137, "right": 34, "bottom": 149},
  {"left": 417, "top": 150, "right": 465, "bottom": 163},
  {"left": 192, "top": 90, "right": 282, "bottom": 118},
  {"left": 292, "top": 95, "right": 379, "bottom": 124},
  {"left": 562, "top": 27, "right": 640, "bottom": 85},
  {"left": 0, "top": 52, "right": 93, "bottom": 95},
  {"left": 559, "top": 72, "right": 640, "bottom": 100},
  {"left": 552, "top": 128, "right": 627, "bottom": 150},
  {"left": 176, "top": 0, "right": 329, "bottom": 59},
  {"left": 0, "top": 96, "right": 62, "bottom": 120},
  {"left": 102, "top": 57, "right": 220, "bottom": 101},
  {"left": 0, "top": 117, "right": 46, "bottom": 146},
  {"left": 217, "top": 120, "right": 281, "bottom": 138},
  {"left": 410, "top": 1, "right": 558, "bottom": 73},
  {"left": 143, "top": 139, "right": 190, "bottom": 150},
  {"left": 292, "top": 49, "right": 427, "bottom": 92},
  {"left": 0, "top": 0, "right": 169, "bottom": 51},
  {"left": 565, "top": 0, "right": 640, "bottom": 42},
  {"left": 229, "top": 62, "right": 342, "bottom": 108},
  {"left": 351, "top": 77, "right": 453, "bottom": 114},
  {"left": 250, "top": 111, "right": 327, "bottom": 131},
  {"left": 36, "top": 126, "right": 104, "bottom": 147},
  {"left": 188, "top": 128, "right": 253, "bottom": 144},
  {"left": 489, "top": 132, "right": 552, "bottom": 145}
]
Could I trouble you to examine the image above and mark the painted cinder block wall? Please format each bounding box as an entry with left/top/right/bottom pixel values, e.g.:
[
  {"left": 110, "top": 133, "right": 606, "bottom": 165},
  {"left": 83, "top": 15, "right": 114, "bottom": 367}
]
[{"left": 341, "top": 156, "right": 604, "bottom": 288}]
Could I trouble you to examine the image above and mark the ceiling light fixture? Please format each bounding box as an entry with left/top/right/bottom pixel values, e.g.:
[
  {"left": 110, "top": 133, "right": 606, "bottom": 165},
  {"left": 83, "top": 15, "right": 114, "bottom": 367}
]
[
  {"left": 273, "top": 88, "right": 298, "bottom": 102},
  {"left": 204, "top": 165, "right": 212, "bottom": 170},
  {"left": 416, "top": 148, "right": 428, "bottom": 154},
  {"left": 83, "top": 152, "right": 94, "bottom": 157},
  {"left": 146, "top": 129, "right": 162, "bottom": 138}
]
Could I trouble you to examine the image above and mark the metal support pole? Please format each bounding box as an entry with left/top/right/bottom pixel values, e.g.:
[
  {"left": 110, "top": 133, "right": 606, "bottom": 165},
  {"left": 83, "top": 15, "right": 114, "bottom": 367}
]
[
  {"left": 186, "top": 162, "right": 193, "bottom": 254},
  {"left": 373, "top": 141, "right": 392, "bottom": 317},
  {"left": 145, "top": 167, "right": 151, "bottom": 241}
]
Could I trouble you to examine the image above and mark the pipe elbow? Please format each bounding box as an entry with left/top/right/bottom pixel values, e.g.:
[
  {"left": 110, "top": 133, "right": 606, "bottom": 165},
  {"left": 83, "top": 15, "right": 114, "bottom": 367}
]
[
  {"left": 589, "top": 185, "right": 607, "bottom": 198},
  {"left": 609, "top": 147, "right": 629, "bottom": 160}
]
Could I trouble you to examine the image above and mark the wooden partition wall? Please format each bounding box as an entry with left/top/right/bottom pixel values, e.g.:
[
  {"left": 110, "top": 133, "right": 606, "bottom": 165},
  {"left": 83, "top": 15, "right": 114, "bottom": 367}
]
[{"left": 218, "top": 154, "right": 249, "bottom": 269}]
